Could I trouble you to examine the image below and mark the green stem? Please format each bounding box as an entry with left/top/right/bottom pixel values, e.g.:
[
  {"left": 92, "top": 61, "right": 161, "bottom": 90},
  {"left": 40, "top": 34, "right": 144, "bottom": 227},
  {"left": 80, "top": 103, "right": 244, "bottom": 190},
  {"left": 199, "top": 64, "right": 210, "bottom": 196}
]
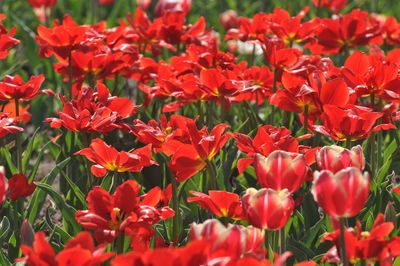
[
  {"left": 112, "top": 171, "right": 122, "bottom": 193},
  {"left": 249, "top": 44, "right": 256, "bottom": 66},
  {"left": 376, "top": 99, "right": 383, "bottom": 172},
  {"left": 269, "top": 69, "right": 278, "bottom": 125},
  {"left": 346, "top": 138, "right": 352, "bottom": 150},
  {"left": 111, "top": 74, "right": 119, "bottom": 96},
  {"left": 220, "top": 96, "right": 225, "bottom": 122},
  {"left": 15, "top": 99, "right": 22, "bottom": 172},
  {"left": 67, "top": 50, "right": 73, "bottom": 99},
  {"left": 255, "top": 91, "right": 260, "bottom": 115},
  {"left": 206, "top": 160, "right": 217, "bottom": 191},
  {"left": 10, "top": 199, "right": 20, "bottom": 258},
  {"left": 282, "top": 110, "right": 290, "bottom": 128},
  {"left": 316, "top": 0, "right": 322, "bottom": 17},
  {"left": 171, "top": 175, "right": 180, "bottom": 245},
  {"left": 278, "top": 227, "right": 286, "bottom": 255},
  {"left": 196, "top": 100, "right": 203, "bottom": 125},
  {"left": 303, "top": 105, "right": 309, "bottom": 134},
  {"left": 339, "top": 218, "right": 349, "bottom": 266},
  {"left": 115, "top": 233, "right": 125, "bottom": 254}
]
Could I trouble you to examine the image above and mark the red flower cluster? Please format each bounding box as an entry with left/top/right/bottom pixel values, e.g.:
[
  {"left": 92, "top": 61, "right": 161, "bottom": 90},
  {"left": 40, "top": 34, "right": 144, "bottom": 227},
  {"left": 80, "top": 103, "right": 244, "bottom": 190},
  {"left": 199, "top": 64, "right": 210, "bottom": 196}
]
[
  {"left": 46, "top": 84, "right": 138, "bottom": 134},
  {"left": 18, "top": 231, "right": 114, "bottom": 265},
  {"left": 75, "top": 180, "right": 174, "bottom": 244},
  {"left": 322, "top": 214, "right": 400, "bottom": 264},
  {"left": 0, "top": 15, "right": 19, "bottom": 59}
]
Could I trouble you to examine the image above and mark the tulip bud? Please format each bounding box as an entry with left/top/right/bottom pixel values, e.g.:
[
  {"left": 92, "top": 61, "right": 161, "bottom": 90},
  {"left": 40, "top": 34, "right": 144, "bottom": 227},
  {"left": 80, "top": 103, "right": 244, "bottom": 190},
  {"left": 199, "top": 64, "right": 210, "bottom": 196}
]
[
  {"left": 316, "top": 145, "right": 365, "bottom": 173},
  {"left": 242, "top": 188, "right": 294, "bottom": 230},
  {"left": 312, "top": 167, "right": 370, "bottom": 218},
  {"left": 219, "top": 10, "right": 239, "bottom": 31},
  {"left": 384, "top": 202, "right": 397, "bottom": 228},
  {"left": 155, "top": 0, "right": 192, "bottom": 17},
  {"left": 254, "top": 151, "right": 309, "bottom": 193},
  {"left": 20, "top": 219, "right": 35, "bottom": 247}
]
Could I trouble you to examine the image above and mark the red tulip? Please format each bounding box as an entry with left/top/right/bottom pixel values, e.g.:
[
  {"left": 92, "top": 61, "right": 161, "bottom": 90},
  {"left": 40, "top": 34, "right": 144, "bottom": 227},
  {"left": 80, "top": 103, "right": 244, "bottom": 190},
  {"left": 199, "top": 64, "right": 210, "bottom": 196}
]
[
  {"left": 18, "top": 231, "right": 114, "bottom": 265},
  {"left": 35, "top": 15, "right": 90, "bottom": 60},
  {"left": 27, "top": 0, "right": 57, "bottom": 8},
  {"left": 312, "top": 0, "right": 347, "bottom": 13},
  {"left": 2, "top": 102, "right": 31, "bottom": 123},
  {"left": 98, "top": 0, "right": 114, "bottom": 4},
  {"left": 75, "top": 180, "right": 174, "bottom": 243},
  {"left": 232, "top": 125, "right": 315, "bottom": 174},
  {"left": 131, "top": 114, "right": 192, "bottom": 152},
  {"left": 242, "top": 188, "right": 294, "bottom": 230},
  {"left": 0, "top": 114, "right": 23, "bottom": 138},
  {"left": 269, "top": 7, "right": 319, "bottom": 46},
  {"left": 254, "top": 151, "right": 309, "bottom": 193},
  {"left": 312, "top": 104, "right": 396, "bottom": 141},
  {"left": 8, "top": 173, "right": 36, "bottom": 200},
  {"left": 137, "top": 0, "right": 152, "bottom": 9},
  {"left": 225, "top": 13, "right": 270, "bottom": 42},
  {"left": 190, "top": 219, "right": 266, "bottom": 261},
  {"left": 219, "top": 10, "right": 239, "bottom": 31},
  {"left": 312, "top": 167, "right": 370, "bottom": 218},
  {"left": 322, "top": 214, "right": 400, "bottom": 264},
  {"left": 305, "top": 10, "right": 380, "bottom": 54},
  {"left": 75, "top": 138, "right": 155, "bottom": 177},
  {"left": 0, "top": 15, "right": 20, "bottom": 59},
  {"left": 46, "top": 84, "right": 138, "bottom": 134},
  {"left": 341, "top": 51, "right": 400, "bottom": 102},
  {"left": 187, "top": 190, "right": 246, "bottom": 220},
  {"left": 0, "top": 75, "right": 45, "bottom": 101},
  {"left": 316, "top": 145, "right": 365, "bottom": 173},
  {"left": 155, "top": 0, "right": 192, "bottom": 17},
  {"left": 167, "top": 121, "right": 229, "bottom": 182}
]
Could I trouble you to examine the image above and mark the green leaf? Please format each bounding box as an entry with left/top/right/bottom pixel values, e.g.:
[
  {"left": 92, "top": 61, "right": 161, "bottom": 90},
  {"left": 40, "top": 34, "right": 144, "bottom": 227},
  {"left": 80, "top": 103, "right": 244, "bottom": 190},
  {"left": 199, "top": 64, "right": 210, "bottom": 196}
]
[
  {"left": 45, "top": 207, "right": 72, "bottom": 244},
  {"left": 100, "top": 173, "right": 113, "bottom": 191},
  {"left": 22, "top": 127, "right": 40, "bottom": 173},
  {"left": 25, "top": 157, "right": 71, "bottom": 223},
  {"left": 61, "top": 171, "right": 88, "bottom": 209},
  {"left": 35, "top": 182, "right": 81, "bottom": 235},
  {"left": 287, "top": 239, "right": 315, "bottom": 261},
  {"left": 375, "top": 158, "right": 392, "bottom": 188},
  {"left": 303, "top": 218, "right": 324, "bottom": 248},
  {"left": 1, "top": 148, "right": 18, "bottom": 175},
  {"left": 383, "top": 139, "right": 397, "bottom": 163},
  {"left": 28, "top": 140, "right": 53, "bottom": 182},
  {"left": 0, "top": 250, "right": 11, "bottom": 266},
  {"left": 0, "top": 216, "right": 11, "bottom": 242}
]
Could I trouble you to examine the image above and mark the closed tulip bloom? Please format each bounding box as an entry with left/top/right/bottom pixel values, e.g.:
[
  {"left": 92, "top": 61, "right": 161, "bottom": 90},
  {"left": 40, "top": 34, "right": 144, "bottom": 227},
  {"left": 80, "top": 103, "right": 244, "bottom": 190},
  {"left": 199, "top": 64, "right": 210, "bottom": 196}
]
[
  {"left": 254, "top": 151, "right": 309, "bottom": 193},
  {"left": 190, "top": 219, "right": 266, "bottom": 260},
  {"left": 242, "top": 188, "right": 294, "bottom": 230},
  {"left": 312, "top": 167, "right": 370, "bottom": 218},
  {"left": 316, "top": 145, "right": 365, "bottom": 173}
]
